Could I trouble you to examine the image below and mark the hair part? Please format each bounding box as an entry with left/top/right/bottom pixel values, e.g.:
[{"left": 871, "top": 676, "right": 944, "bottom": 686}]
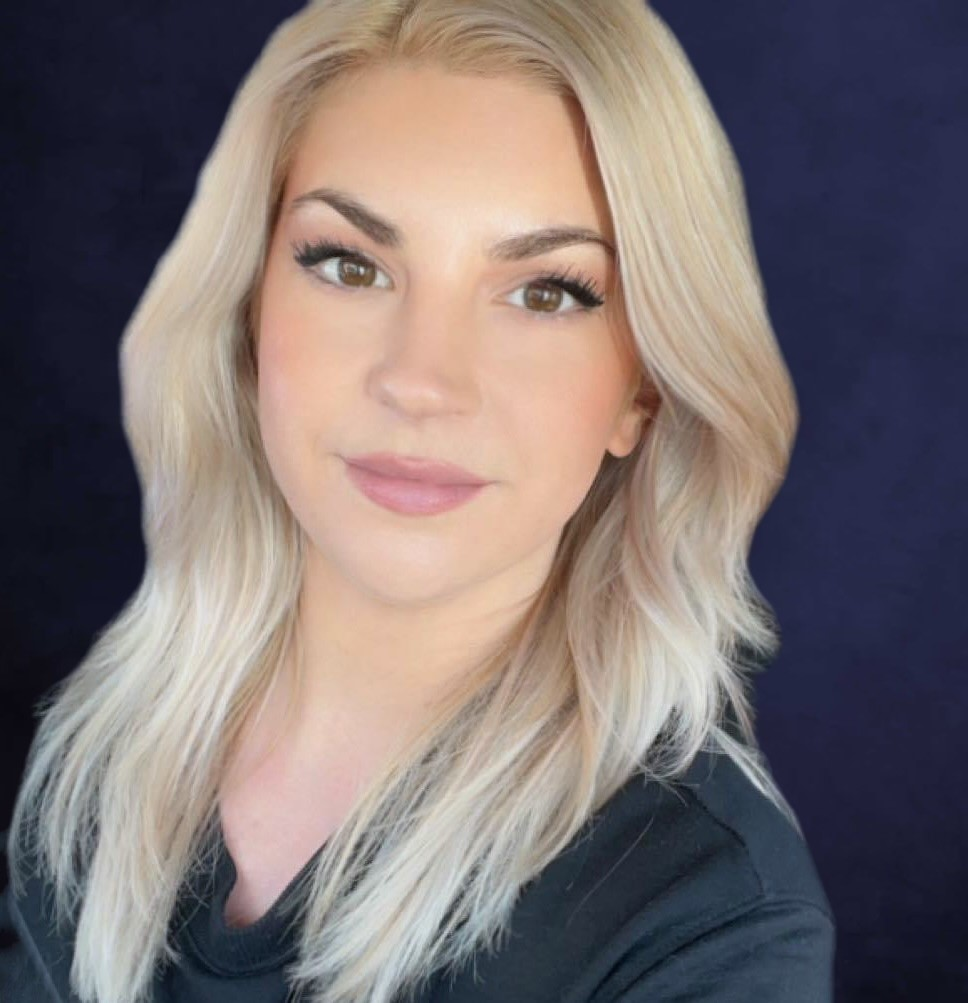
[{"left": 8, "top": 3, "right": 800, "bottom": 1001}]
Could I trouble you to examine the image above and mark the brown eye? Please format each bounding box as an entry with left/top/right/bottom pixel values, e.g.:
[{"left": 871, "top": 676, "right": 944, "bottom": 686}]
[
  {"left": 292, "top": 239, "right": 393, "bottom": 291},
  {"left": 336, "top": 255, "right": 377, "bottom": 288},
  {"left": 508, "top": 269, "right": 604, "bottom": 317},
  {"left": 523, "top": 282, "right": 564, "bottom": 313}
]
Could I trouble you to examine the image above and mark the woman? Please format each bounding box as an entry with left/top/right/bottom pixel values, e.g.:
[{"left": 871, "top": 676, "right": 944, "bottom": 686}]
[{"left": 1, "top": 1, "right": 835, "bottom": 1000}]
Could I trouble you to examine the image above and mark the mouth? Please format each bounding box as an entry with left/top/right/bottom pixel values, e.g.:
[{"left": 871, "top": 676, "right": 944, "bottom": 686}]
[
  {"left": 342, "top": 458, "right": 489, "bottom": 516},
  {"left": 342, "top": 451, "right": 489, "bottom": 487}
]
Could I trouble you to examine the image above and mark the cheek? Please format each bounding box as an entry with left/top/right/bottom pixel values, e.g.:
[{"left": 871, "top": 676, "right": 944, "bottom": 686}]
[
  {"left": 254, "top": 288, "right": 328, "bottom": 499},
  {"left": 513, "top": 357, "right": 626, "bottom": 511},
  {"left": 256, "top": 266, "right": 334, "bottom": 437},
  {"left": 257, "top": 320, "right": 302, "bottom": 441}
]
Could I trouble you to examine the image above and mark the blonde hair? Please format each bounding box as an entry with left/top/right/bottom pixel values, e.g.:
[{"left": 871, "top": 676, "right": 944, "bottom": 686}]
[{"left": 8, "top": 2, "right": 801, "bottom": 1001}]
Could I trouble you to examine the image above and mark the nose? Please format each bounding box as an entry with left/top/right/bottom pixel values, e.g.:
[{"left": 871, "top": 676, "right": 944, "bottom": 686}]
[{"left": 366, "top": 283, "right": 482, "bottom": 419}]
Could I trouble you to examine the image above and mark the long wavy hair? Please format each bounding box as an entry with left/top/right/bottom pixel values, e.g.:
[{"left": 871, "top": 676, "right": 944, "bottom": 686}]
[{"left": 7, "top": 2, "right": 801, "bottom": 1001}]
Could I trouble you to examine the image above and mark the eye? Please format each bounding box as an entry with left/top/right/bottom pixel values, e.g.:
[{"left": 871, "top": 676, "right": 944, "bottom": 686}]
[
  {"left": 507, "top": 267, "right": 606, "bottom": 318},
  {"left": 291, "top": 238, "right": 607, "bottom": 318},
  {"left": 292, "top": 239, "right": 392, "bottom": 290}
]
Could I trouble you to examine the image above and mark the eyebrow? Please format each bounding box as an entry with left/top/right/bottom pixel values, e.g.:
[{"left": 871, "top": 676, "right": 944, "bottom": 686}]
[{"left": 288, "top": 186, "right": 616, "bottom": 261}]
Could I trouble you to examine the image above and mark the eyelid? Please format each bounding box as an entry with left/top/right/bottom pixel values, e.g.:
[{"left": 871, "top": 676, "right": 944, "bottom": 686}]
[
  {"left": 292, "top": 237, "right": 394, "bottom": 288},
  {"left": 290, "top": 237, "right": 605, "bottom": 315},
  {"left": 294, "top": 237, "right": 386, "bottom": 274}
]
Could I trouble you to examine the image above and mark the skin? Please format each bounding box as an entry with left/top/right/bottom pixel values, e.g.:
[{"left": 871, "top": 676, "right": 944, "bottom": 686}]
[{"left": 220, "top": 62, "right": 651, "bottom": 923}]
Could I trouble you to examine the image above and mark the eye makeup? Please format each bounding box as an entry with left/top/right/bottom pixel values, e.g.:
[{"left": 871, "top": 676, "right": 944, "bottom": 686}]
[{"left": 290, "top": 237, "right": 607, "bottom": 315}]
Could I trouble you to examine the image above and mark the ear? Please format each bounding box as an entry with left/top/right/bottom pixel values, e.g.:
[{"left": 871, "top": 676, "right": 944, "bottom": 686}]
[{"left": 605, "top": 377, "right": 657, "bottom": 459}]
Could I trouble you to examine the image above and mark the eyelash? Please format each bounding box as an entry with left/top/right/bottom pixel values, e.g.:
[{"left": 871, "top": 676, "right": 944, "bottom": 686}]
[{"left": 290, "top": 238, "right": 606, "bottom": 316}]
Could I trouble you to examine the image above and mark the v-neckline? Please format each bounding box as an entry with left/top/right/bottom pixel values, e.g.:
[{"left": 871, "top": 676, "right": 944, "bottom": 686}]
[{"left": 172, "top": 821, "right": 327, "bottom": 975}]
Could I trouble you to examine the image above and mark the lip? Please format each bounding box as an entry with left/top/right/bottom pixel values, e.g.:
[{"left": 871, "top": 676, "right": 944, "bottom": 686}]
[
  {"left": 343, "top": 452, "right": 489, "bottom": 486},
  {"left": 344, "top": 463, "right": 487, "bottom": 516}
]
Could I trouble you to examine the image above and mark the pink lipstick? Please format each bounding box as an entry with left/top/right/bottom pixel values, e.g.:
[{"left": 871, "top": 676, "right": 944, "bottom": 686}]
[{"left": 342, "top": 452, "right": 490, "bottom": 515}]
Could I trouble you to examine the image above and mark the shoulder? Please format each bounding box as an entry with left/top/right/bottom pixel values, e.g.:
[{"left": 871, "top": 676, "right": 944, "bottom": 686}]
[
  {"left": 428, "top": 747, "right": 835, "bottom": 1002},
  {"left": 1, "top": 829, "right": 75, "bottom": 1002},
  {"left": 552, "top": 745, "right": 835, "bottom": 931},
  {"left": 586, "top": 747, "right": 837, "bottom": 1000},
  {"left": 651, "top": 745, "right": 836, "bottom": 918},
  {"left": 576, "top": 746, "right": 834, "bottom": 954},
  {"left": 569, "top": 747, "right": 835, "bottom": 1000}
]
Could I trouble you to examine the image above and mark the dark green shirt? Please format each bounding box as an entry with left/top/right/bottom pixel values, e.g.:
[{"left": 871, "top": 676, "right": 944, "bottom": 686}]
[{"left": 1, "top": 746, "right": 835, "bottom": 1001}]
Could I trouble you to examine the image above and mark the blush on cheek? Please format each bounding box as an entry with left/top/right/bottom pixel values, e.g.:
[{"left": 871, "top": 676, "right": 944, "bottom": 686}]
[{"left": 256, "top": 326, "right": 305, "bottom": 446}]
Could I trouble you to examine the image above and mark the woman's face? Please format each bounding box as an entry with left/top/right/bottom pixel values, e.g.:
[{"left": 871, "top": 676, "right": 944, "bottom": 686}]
[{"left": 256, "top": 62, "right": 647, "bottom": 607}]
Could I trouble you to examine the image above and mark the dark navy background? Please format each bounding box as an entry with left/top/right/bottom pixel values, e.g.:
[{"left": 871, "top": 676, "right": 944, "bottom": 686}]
[{"left": 1, "top": 2, "right": 964, "bottom": 999}]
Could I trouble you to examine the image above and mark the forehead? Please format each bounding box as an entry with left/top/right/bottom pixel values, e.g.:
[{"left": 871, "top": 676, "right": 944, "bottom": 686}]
[{"left": 283, "top": 62, "right": 615, "bottom": 246}]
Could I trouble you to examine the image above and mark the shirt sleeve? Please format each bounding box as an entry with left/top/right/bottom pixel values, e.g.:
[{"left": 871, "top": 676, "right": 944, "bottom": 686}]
[{"left": 606, "top": 898, "right": 836, "bottom": 1003}]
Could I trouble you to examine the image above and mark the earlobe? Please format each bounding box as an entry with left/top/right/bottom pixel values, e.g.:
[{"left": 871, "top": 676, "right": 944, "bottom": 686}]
[
  {"left": 606, "top": 400, "right": 650, "bottom": 459},
  {"left": 606, "top": 378, "right": 658, "bottom": 459}
]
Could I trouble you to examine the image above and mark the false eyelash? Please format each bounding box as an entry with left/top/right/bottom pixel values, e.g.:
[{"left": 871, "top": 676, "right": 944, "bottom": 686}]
[
  {"left": 290, "top": 238, "right": 606, "bottom": 311},
  {"left": 292, "top": 238, "right": 369, "bottom": 270},
  {"left": 530, "top": 265, "right": 605, "bottom": 310}
]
